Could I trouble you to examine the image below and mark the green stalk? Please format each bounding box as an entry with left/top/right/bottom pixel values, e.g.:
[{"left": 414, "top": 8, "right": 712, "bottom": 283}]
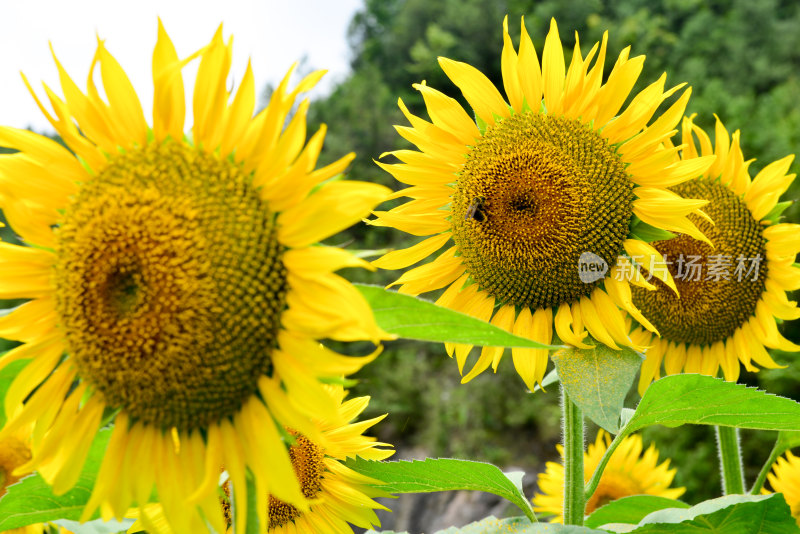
[
  {"left": 751, "top": 438, "right": 782, "bottom": 494},
  {"left": 562, "top": 386, "right": 585, "bottom": 525},
  {"left": 716, "top": 426, "right": 745, "bottom": 495},
  {"left": 584, "top": 430, "right": 625, "bottom": 500}
]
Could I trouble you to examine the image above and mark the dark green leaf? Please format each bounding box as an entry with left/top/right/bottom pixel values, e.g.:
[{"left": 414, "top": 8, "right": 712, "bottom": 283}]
[
  {"left": 355, "top": 284, "right": 558, "bottom": 349},
  {"left": 584, "top": 496, "right": 690, "bottom": 528},
  {"left": 624, "top": 375, "right": 800, "bottom": 435},
  {"left": 346, "top": 458, "right": 536, "bottom": 521},
  {"left": 622, "top": 494, "right": 798, "bottom": 533},
  {"left": 0, "top": 428, "right": 111, "bottom": 529},
  {"left": 551, "top": 345, "right": 643, "bottom": 433}
]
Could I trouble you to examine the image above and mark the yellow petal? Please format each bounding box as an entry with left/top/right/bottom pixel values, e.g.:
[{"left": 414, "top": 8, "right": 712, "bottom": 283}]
[
  {"left": 554, "top": 301, "right": 591, "bottom": 349},
  {"left": 439, "top": 57, "right": 509, "bottom": 124},
  {"left": 541, "top": 19, "right": 565, "bottom": 113},
  {"left": 501, "top": 16, "right": 524, "bottom": 113},
  {"left": 279, "top": 181, "right": 391, "bottom": 247},
  {"left": 413, "top": 82, "right": 480, "bottom": 144},
  {"left": 220, "top": 59, "right": 256, "bottom": 156},
  {"left": 152, "top": 19, "right": 187, "bottom": 141},
  {"left": 0, "top": 243, "right": 55, "bottom": 299},
  {"left": 372, "top": 233, "right": 451, "bottom": 270},
  {"left": 579, "top": 295, "right": 619, "bottom": 350},
  {"left": 623, "top": 239, "right": 678, "bottom": 295},
  {"left": 193, "top": 26, "right": 232, "bottom": 150},
  {"left": 517, "top": 16, "right": 543, "bottom": 109},
  {"left": 97, "top": 39, "right": 148, "bottom": 147},
  {"left": 285, "top": 246, "right": 374, "bottom": 275},
  {"left": 511, "top": 307, "right": 538, "bottom": 390}
]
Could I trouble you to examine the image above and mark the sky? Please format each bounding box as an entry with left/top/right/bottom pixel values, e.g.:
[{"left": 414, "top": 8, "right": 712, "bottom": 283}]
[{"left": 0, "top": 0, "right": 363, "bottom": 132}]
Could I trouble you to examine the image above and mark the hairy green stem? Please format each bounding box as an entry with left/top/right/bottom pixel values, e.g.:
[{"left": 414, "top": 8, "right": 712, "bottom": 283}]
[
  {"left": 751, "top": 438, "right": 782, "bottom": 494},
  {"left": 562, "top": 386, "right": 585, "bottom": 525},
  {"left": 716, "top": 425, "right": 745, "bottom": 495},
  {"left": 584, "top": 430, "right": 626, "bottom": 500}
]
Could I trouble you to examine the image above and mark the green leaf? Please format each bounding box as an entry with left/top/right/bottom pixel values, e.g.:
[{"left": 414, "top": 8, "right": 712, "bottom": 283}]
[
  {"left": 346, "top": 458, "right": 537, "bottom": 522},
  {"left": 624, "top": 374, "right": 800, "bottom": 435},
  {"left": 584, "top": 496, "right": 690, "bottom": 528},
  {"left": 620, "top": 494, "right": 798, "bottom": 533},
  {"left": 776, "top": 430, "right": 800, "bottom": 452},
  {"left": 366, "top": 517, "right": 606, "bottom": 534},
  {"left": 355, "top": 284, "right": 558, "bottom": 349},
  {"left": 0, "top": 427, "right": 111, "bottom": 529},
  {"left": 551, "top": 345, "right": 643, "bottom": 433}
]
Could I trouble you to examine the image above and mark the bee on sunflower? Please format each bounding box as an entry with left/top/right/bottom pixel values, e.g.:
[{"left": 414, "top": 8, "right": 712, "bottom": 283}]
[{"left": 371, "top": 16, "right": 714, "bottom": 390}]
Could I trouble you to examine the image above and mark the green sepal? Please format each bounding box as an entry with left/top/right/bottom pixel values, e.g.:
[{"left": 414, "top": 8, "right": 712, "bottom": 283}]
[
  {"left": 630, "top": 217, "right": 677, "bottom": 243},
  {"left": 762, "top": 200, "right": 794, "bottom": 224},
  {"left": 475, "top": 114, "right": 488, "bottom": 134}
]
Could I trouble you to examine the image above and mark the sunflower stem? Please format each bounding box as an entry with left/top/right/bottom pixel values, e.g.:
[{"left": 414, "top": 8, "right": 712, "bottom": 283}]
[
  {"left": 716, "top": 425, "right": 745, "bottom": 495},
  {"left": 584, "top": 429, "right": 626, "bottom": 500},
  {"left": 750, "top": 436, "right": 782, "bottom": 494},
  {"left": 562, "top": 386, "right": 585, "bottom": 525}
]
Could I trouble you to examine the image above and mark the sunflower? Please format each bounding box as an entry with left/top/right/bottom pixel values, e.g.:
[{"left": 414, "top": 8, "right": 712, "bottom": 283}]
[
  {"left": 232, "top": 386, "right": 393, "bottom": 534},
  {"left": 532, "top": 430, "right": 684, "bottom": 522},
  {"left": 370, "top": 16, "right": 714, "bottom": 390},
  {"left": 764, "top": 450, "right": 800, "bottom": 525},
  {"left": 130, "top": 387, "right": 393, "bottom": 534},
  {"left": 0, "top": 21, "right": 390, "bottom": 533},
  {"left": 631, "top": 115, "right": 800, "bottom": 393}
]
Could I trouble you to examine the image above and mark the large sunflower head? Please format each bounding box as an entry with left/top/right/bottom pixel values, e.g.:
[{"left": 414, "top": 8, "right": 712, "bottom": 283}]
[
  {"left": 763, "top": 450, "right": 800, "bottom": 526},
  {"left": 370, "top": 16, "right": 714, "bottom": 390},
  {"left": 0, "top": 21, "right": 390, "bottom": 533},
  {"left": 631, "top": 115, "right": 799, "bottom": 393},
  {"left": 532, "top": 430, "right": 685, "bottom": 522}
]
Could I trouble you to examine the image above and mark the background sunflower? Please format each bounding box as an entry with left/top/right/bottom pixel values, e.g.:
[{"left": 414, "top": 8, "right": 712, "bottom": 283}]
[
  {"left": 532, "top": 429, "right": 684, "bottom": 523},
  {"left": 764, "top": 450, "right": 800, "bottom": 526},
  {"left": 631, "top": 115, "right": 799, "bottom": 393}
]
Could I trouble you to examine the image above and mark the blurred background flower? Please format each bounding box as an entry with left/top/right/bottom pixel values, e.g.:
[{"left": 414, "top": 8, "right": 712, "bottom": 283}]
[{"left": 532, "top": 430, "right": 685, "bottom": 522}]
